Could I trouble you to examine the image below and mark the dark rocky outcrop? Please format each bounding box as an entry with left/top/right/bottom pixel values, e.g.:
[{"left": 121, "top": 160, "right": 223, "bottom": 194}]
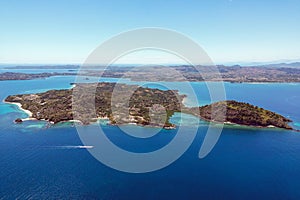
[{"left": 14, "top": 118, "right": 23, "bottom": 123}]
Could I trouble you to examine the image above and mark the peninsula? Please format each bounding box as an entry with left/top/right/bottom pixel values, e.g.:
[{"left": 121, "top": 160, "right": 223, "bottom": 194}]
[
  {"left": 5, "top": 82, "right": 293, "bottom": 130},
  {"left": 0, "top": 72, "right": 76, "bottom": 81},
  {"left": 186, "top": 101, "right": 292, "bottom": 130}
]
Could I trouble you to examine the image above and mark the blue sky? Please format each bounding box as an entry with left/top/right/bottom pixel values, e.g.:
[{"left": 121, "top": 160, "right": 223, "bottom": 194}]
[{"left": 0, "top": 0, "right": 300, "bottom": 64}]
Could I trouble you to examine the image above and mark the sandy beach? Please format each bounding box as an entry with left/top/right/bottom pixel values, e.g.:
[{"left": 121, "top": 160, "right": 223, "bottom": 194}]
[{"left": 3, "top": 100, "right": 33, "bottom": 118}]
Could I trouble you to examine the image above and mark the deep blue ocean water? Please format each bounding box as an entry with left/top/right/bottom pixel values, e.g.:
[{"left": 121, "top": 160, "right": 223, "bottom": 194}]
[{"left": 1, "top": 74, "right": 300, "bottom": 199}]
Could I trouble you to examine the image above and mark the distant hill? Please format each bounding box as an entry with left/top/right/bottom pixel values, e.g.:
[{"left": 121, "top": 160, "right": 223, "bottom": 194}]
[
  {"left": 260, "top": 62, "right": 300, "bottom": 68},
  {"left": 4, "top": 65, "right": 80, "bottom": 69}
]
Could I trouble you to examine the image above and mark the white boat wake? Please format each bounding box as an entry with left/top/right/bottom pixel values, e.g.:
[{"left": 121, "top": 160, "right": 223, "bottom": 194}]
[{"left": 49, "top": 145, "right": 94, "bottom": 149}]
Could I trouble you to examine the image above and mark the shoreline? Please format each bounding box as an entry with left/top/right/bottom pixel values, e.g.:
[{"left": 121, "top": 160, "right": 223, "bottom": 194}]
[
  {"left": 3, "top": 98, "right": 296, "bottom": 131},
  {"left": 197, "top": 115, "right": 296, "bottom": 131},
  {"left": 3, "top": 100, "right": 33, "bottom": 118},
  {"left": 2, "top": 101, "right": 114, "bottom": 125},
  {"left": 217, "top": 120, "right": 296, "bottom": 131},
  {"left": 2, "top": 100, "right": 297, "bottom": 131}
]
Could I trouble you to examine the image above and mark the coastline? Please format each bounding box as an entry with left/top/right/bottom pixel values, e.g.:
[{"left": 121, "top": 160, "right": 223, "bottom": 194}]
[
  {"left": 2, "top": 101, "right": 113, "bottom": 125},
  {"left": 220, "top": 120, "right": 296, "bottom": 131},
  {"left": 4, "top": 100, "right": 33, "bottom": 119},
  {"left": 197, "top": 115, "right": 296, "bottom": 131},
  {"left": 2, "top": 99, "right": 296, "bottom": 131}
]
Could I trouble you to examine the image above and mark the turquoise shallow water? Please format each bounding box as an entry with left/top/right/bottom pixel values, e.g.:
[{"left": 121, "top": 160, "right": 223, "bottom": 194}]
[
  {"left": 0, "top": 104, "right": 18, "bottom": 115},
  {"left": 1, "top": 74, "right": 300, "bottom": 199}
]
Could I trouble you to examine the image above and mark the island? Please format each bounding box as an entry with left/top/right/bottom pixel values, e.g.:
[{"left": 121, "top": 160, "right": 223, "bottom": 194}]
[
  {"left": 5, "top": 82, "right": 184, "bottom": 129},
  {"left": 4, "top": 82, "right": 294, "bottom": 130},
  {"left": 0, "top": 72, "right": 77, "bottom": 81}
]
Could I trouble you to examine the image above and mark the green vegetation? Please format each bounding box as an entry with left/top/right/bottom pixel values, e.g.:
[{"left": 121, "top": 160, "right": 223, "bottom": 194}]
[
  {"left": 5, "top": 83, "right": 293, "bottom": 130},
  {"left": 187, "top": 100, "right": 292, "bottom": 129},
  {"left": 5, "top": 82, "right": 184, "bottom": 128}
]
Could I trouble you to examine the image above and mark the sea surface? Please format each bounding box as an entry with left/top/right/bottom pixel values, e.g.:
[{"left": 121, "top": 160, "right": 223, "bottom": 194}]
[{"left": 1, "top": 71, "right": 300, "bottom": 199}]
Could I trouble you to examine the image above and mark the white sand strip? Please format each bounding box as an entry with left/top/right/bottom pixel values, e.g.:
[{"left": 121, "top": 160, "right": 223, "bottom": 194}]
[{"left": 3, "top": 101, "right": 33, "bottom": 117}]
